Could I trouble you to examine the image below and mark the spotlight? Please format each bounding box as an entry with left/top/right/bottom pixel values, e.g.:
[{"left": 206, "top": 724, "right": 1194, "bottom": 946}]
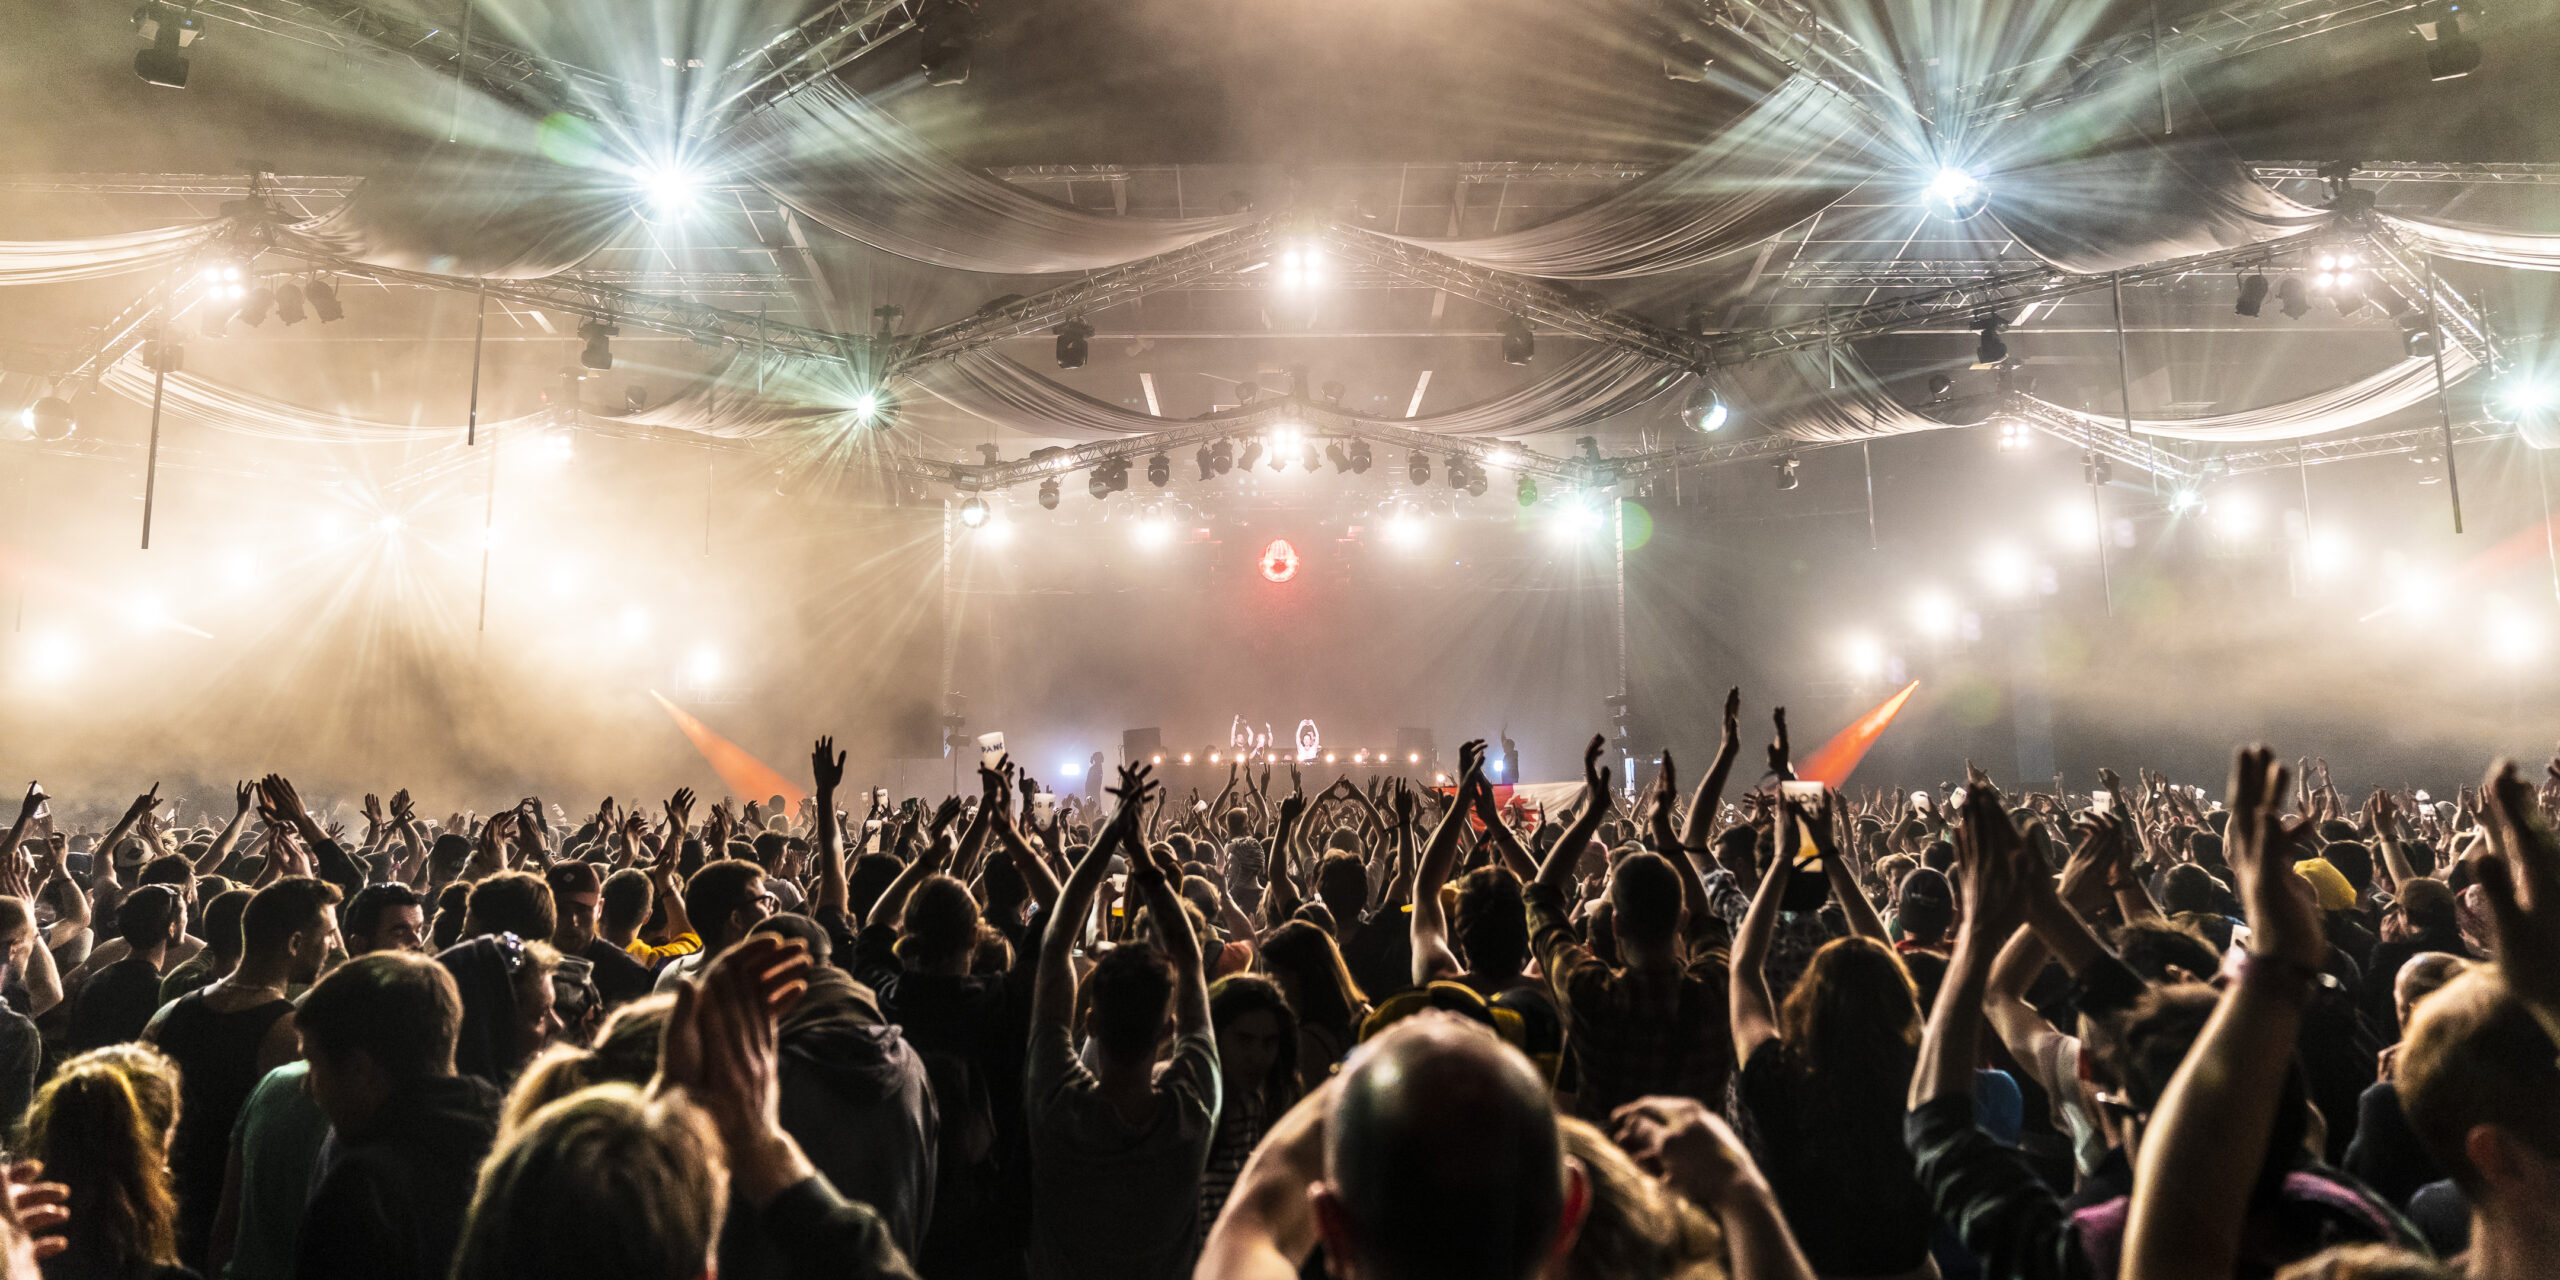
[
  {"left": 1301, "top": 440, "right": 1322, "bottom": 473},
  {"left": 1089, "top": 469, "right": 1112, "bottom": 501},
  {"left": 1925, "top": 373, "right": 1952, "bottom": 400},
  {"left": 636, "top": 162, "right": 703, "bottom": 221},
  {"left": 851, "top": 390, "right": 886, "bottom": 425},
  {"left": 1134, "top": 515, "right": 1174, "bottom": 548},
  {"left": 1978, "top": 543, "right": 2033, "bottom": 596},
  {"left": 1326, "top": 442, "right": 1350, "bottom": 474},
  {"left": 2277, "top": 277, "right": 2311, "bottom": 319},
  {"left": 916, "top": 0, "right": 973, "bottom": 85},
  {"left": 2495, "top": 379, "right": 2556, "bottom": 418},
  {"left": 1212, "top": 438, "right": 1234, "bottom": 474},
  {"left": 1517, "top": 475, "right": 1538, "bottom": 507},
  {"left": 1196, "top": 445, "right": 1217, "bottom": 481},
  {"left": 1910, "top": 589, "right": 1960, "bottom": 638},
  {"left": 1971, "top": 316, "right": 2008, "bottom": 368},
  {"left": 305, "top": 278, "right": 344, "bottom": 322},
  {"left": 1348, "top": 439, "right": 1372, "bottom": 473},
  {"left": 2170, "top": 488, "right": 2202, "bottom": 513},
  {"left": 578, "top": 319, "right": 617, "bottom": 371},
  {"left": 2084, "top": 454, "right": 2115, "bottom": 485},
  {"left": 958, "top": 496, "right": 990, "bottom": 528},
  {"left": 1841, "top": 633, "right": 1886, "bottom": 680},
  {"left": 1038, "top": 478, "right": 1061, "bottom": 509},
  {"left": 686, "top": 647, "right": 724, "bottom": 686},
  {"left": 23, "top": 397, "right": 75, "bottom": 441},
  {"left": 1107, "top": 459, "right": 1131, "bottom": 492},
  {"left": 2235, "top": 273, "right": 2268, "bottom": 317},
  {"left": 1054, "top": 318, "right": 1093, "bottom": 370},
  {"left": 1923, "top": 166, "right": 1986, "bottom": 218},
  {"left": 2214, "top": 494, "right": 2260, "bottom": 539},
  {"left": 1408, "top": 452, "right": 1430, "bottom": 485},
  {"left": 1183, "top": 753, "right": 1196, "bottom": 765},
  {"left": 132, "top": 4, "right": 199, "bottom": 87},
  {"left": 1466, "top": 468, "right": 1488, "bottom": 498},
  {"left": 1499, "top": 315, "right": 1535, "bottom": 366},
  {"left": 273, "top": 282, "right": 306, "bottom": 325},
  {"left": 2402, "top": 318, "right": 2438, "bottom": 359},
  {"left": 1147, "top": 452, "right": 1171, "bottom": 486},
  {"left": 1775, "top": 455, "right": 1801, "bottom": 491},
  {"left": 1238, "top": 438, "right": 1264, "bottom": 472},
  {"left": 1681, "top": 382, "right": 1730, "bottom": 432},
  {"left": 1997, "top": 421, "right": 2031, "bottom": 452},
  {"left": 1446, "top": 456, "right": 1470, "bottom": 491},
  {"left": 1384, "top": 512, "right": 1425, "bottom": 546},
  {"left": 235, "top": 285, "right": 275, "bottom": 327}
]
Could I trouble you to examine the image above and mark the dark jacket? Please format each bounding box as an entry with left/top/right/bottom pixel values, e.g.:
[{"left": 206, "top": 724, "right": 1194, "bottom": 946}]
[
  {"left": 759, "top": 1176, "right": 922, "bottom": 1280},
  {"left": 436, "top": 934, "right": 528, "bottom": 1087},
  {"left": 293, "top": 1074, "right": 501, "bottom": 1280},
  {"left": 721, "top": 966, "right": 938, "bottom": 1275}
]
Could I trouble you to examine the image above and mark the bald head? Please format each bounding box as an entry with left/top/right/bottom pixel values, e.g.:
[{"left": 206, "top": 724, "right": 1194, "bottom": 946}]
[{"left": 1317, "top": 1014, "right": 1581, "bottom": 1280}]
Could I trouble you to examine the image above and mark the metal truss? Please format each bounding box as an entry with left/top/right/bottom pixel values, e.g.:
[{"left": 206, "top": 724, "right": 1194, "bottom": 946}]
[
  {"left": 1455, "top": 162, "right": 1656, "bottom": 186},
  {"left": 2250, "top": 162, "right": 2560, "bottom": 187},
  {"left": 54, "top": 283, "right": 177, "bottom": 397},
  {"left": 179, "top": 0, "right": 629, "bottom": 120},
  {"left": 1955, "top": 0, "right": 2420, "bottom": 125},
  {"left": 0, "top": 174, "right": 361, "bottom": 199},
  {"left": 2005, "top": 399, "right": 2200, "bottom": 483},
  {"left": 2358, "top": 223, "right": 2494, "bottom": 364},
  {"left": 889, "top": 223, "right": 1281, "bottom": 374},
  {"left": 707, "top": 0, "right": 915, "bottom": 128},
  {"left": 1320, "top": 227, "right": 1701, "bottom": 369},
  {"left": 2215, "top": 417, "right": 2515, "bottom": 475},
  {"left": 256, "top": 243, "right": 875, "bottom": 368}
]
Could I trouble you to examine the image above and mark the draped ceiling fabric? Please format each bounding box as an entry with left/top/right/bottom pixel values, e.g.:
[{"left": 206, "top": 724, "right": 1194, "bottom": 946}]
[
  {"left": 601, "top": 348, "right": 880, "bottom": 440},
  {"left": 738, "top": 82, "right": 1255, "bottom": 275},
  {"left": 907, "top": 347, "right": 1688, "bottom": 440},
  {"left": 0, "top": 222, "right": 218, "bottom": 285},
  {"left": 2378, "top": 213, "right": 2560, "bottom": 273},
  {"left": 1978, "top": 78, "right": 2327, "bottom": 275},
  {"left": 273, "top": 147, "right": 640, "bottom": 280},
  {"left": 97, "top": 354, "right": 514, "bottom": 444},
  {"left": 1375, "top": 77, "right": 1876, "bottom": 279},
  {"left": 1736, "top": 348, "right": 1995, "bottom": 444},
  {"left": 2029, "top": 349, "right": 2482, "bottom": 443}
]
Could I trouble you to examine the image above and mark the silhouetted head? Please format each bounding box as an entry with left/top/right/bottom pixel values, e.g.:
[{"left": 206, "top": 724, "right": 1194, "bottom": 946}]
[{"left": 1314, "top": 1014, "right": 1587, "bottom": 1280}]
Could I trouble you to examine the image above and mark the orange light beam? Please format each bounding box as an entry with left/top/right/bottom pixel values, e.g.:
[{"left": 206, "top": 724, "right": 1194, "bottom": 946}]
[
  {"left": 651, "top": 691, "right": 806, "bottom": 810},
  {"left": 1798, "top": 680, "right": 1921, "bottom": 789}
]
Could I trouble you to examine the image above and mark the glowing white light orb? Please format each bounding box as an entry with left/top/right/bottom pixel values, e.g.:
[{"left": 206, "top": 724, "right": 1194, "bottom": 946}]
[
  {"left": 1978, "top": 544, "right": 2033, "bottom": 597},
  {"left": 619, "top": 606, "right": 652, "bottom": 643},
  {"left": 2214, "top": 495, "right": 2260, "bottom": 540},
  {"left": 2302, "top": 528, "right": 2352, "bottom": 578},
  {"left": 1841, "top": 633, "right": 1886, "bottom": 678},
  {"left": 686, "top": 647, "right": 724, "bottom": 685},
  {"left": 2498, "top": 380, "right": 2555, "bottom": 415},
  {"left": 375, "top": 513, "right": 405, "bottom": 536},
  {"left": 1487, "top": 448, "right": 1522, "bottom": 469},
  {"left": 23, "top": 629, "right": 79, "bottom": 684},
  {"left": 218, "top": 549, "right": 259, "bottom": 588},
  {"left": 1923, "top": 166, "right": 1987, "bottom": 218},
  {"left": 126, "top": 594, "right": 169, "bottom": 632},
  {"left": 1060, "top": 759, "right": 1084, "bottom": 776},
  {"left": 958, "top": 497, "right": 990, "bottom": 528},
  {"left": 2395, "top": 572, "right": 2441, "bottom": 619},
  {"left": 1134, "top": 516, "right": 1175, "bottom": 548},
  {"left": 851, "top": 391, "right": 884, "bottom": 424},
  {"left": 2489, "top": 607, "right": 2542, "bottom": 665},
  {"left": 1384, "top": 514, "right": 1426, "bottom": 547},
  {"left": 2170, "top": 488, "right": 2203, "bottom": 513},
  {"left": 1911, "top": 589, "right": 1960, "bottom": 637},
  {"left": 2051, "top": 499, "right": 2097, "bottom": 548},
  {"left": 637, "top": 162, "right": 703, "bottom": 220}
]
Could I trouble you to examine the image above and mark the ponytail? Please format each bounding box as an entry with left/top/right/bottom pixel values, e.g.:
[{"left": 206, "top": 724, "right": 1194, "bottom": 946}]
[{"left": 21, "top": 1052, "right": 181, "bottom": 1275}]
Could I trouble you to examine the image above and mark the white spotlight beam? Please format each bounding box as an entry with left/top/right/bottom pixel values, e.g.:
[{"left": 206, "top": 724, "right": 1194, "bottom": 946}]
[{"left": 176, "top": 0, "right": 632, "bottom": 120}]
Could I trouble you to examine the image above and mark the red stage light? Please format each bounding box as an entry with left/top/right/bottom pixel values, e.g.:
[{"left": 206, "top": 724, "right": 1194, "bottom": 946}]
[{"left": 1258, "top": 538, "right": 1300, "bottom": 583}]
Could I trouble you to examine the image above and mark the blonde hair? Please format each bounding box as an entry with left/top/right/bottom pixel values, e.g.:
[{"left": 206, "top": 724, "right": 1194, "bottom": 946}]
[
  {"left": 455, "top": 1083, "right": 725, "bottom": 1280},
  {"left": 19, "top": 1044, "right": 184, "bottom": 1276},
  {"left": 497, "top": 994, "right": 675, "bottom": 1145},
  {"left": 1558, "top": 1116, "right": 1726, "bottom": 1280}
]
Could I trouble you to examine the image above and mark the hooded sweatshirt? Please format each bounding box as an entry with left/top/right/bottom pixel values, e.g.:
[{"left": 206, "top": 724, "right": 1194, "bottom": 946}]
[
  {"left": 720, "top": 965, "right": 939, "bottom": 1278},
  {"left": 437, "top": 933, "right": 528, "bottom": 1087}
]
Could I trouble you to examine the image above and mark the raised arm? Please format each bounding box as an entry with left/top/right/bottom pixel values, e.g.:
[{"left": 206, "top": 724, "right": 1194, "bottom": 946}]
[
  {"left": 1677, "top": 688, "right": 1744, "bottom": 859},
  {"left": 811, "top": 738, "right": 848, "bottom": 916},
  {"left": 2122, "top": 747, "right": 2324, "bottom": 1280},
  {"left": 1649, "top": 751, "right": 1718, "bottom": 945},
  {"left": 2366, "top": 789, "right": 2420, "bottom": 892},
  {"left": 1532, "top": 735, "right": 1615, "bottom": 901},
  {"left": 1982, "top": 925, "right": 2068, "bottom": 1097},
  {"left": 1131, "top": 832, "right": 1209, "bottom": 1034},
  {"left": 1803, "top": 794, "right": 1888, "bottom": 943},
  {"left": 1729, "top": 801, "right": 1792, "bottom": 1065},
  {"left": 1261, "top": 793, "right": 1308, "bottom": 929},
  {"left": 0, "top": 785, "right": 39, "bottom": 873},
  {"left": 1411, "top": 743, "right": 1484, "bottom": 985},
  {"left": 867, "top": 829, "right": 954, "bottom": 932},
  {"left": 1035, "top": 763, "right": 1152, "bottom": 1031}
]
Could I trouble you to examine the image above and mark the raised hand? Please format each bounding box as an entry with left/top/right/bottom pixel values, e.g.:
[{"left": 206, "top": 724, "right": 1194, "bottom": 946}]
[
  {"left": 125, "top": 785, "right": 162, "bottom": 823},
  {"left": 1953, "top": 779, "right": 2031, "bottom": 942},
  {"left": 1721, "top": 686, "right": 1742, "bottom": 748},
  {"left": 2477, "top": 760, "right": 2560, "bottom": 1043},
  {"left": 231, "top": 781, "right": 254, "bottom": 815},
  {"left": 665, "top": 788, "right": 697, "bottom": 835},
  {"left": 1581, "top": 733, "right": 1614, "bottom": 809},
  {"left": 2225, "top": 746, "right": 2321, "bottom": 969},
  {"left": 1766, "top": 708, "right": 1791, "bottom": 780}
]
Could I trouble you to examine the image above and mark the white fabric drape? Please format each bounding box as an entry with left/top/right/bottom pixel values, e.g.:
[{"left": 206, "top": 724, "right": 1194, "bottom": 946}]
[
  {"left": 2377, "top": 213, "right": 2560, "bottom": 273},
  {"left": 738, "top": 82, "right": 1255, "bottom": 275},
  {"left": 1737, "top": 348, "right": 1995, "bottom": 444},
  {"left": 0, "top": 223, "right": 219, "bottom": 285},
  {"left": 274, "top": 147, "right": 640, "bottom": 280},
  {"left": 1376, "top": 78, "right": 1875, "bottom": 279},
  {"left": 2026, "top": 349, "right": 2478, "bottom": 442},
  {"left": 1979, "top": 77, "right": 2328, "bottom": 274},
  {"left": 99, "top": 355, "right": 528, "bottom": 443},
  {"left": 907, "top": 347, "right": 1686, "bottom": 440}
]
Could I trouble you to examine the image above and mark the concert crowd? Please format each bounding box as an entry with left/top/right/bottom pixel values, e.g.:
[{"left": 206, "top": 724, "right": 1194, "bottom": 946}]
[{"left": 0, "top": 697, "right": 2554, "bottom": 1280}]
